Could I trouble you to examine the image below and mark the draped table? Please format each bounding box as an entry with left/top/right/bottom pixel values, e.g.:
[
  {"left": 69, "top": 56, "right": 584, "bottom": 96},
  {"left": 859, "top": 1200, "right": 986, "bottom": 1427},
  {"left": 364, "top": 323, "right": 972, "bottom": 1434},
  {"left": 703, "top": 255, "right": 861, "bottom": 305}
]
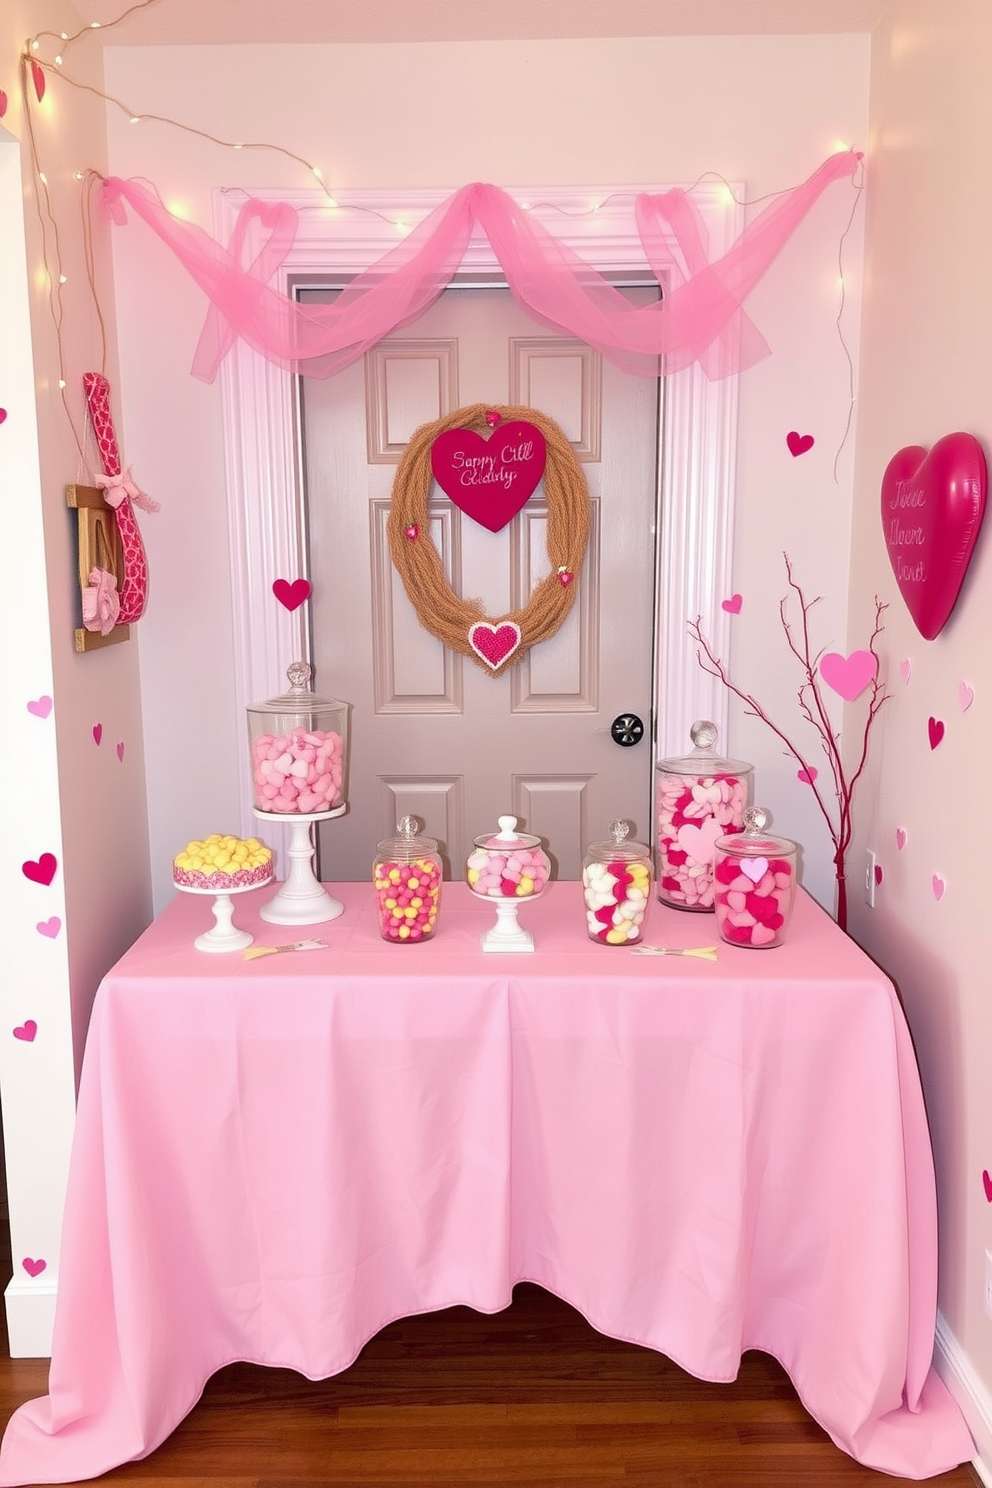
[{"left": 0, "top": 882, "right": 974, "bottom": 1483}]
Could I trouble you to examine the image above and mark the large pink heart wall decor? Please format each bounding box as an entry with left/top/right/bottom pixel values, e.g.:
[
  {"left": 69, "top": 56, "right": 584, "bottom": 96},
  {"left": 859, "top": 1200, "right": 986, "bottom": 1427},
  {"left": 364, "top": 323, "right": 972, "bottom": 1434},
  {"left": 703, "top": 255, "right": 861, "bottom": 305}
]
[
  {"left": 881, "top": 432, "right": 987, "bottom": 640},
  {"left": 431, "top": 421, "right": 547, "bottom": 532}
]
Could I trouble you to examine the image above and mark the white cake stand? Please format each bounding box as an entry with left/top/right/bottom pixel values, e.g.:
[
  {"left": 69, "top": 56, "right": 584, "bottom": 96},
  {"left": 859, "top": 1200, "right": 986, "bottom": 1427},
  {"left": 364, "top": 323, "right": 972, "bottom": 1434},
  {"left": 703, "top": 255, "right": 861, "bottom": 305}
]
[
  {"left": 254, "top": 805, "right": 346, "bottom": 925},
  {"left": 469, "top": 887, "right": 544, "bottom": 953},
  {"left": 176, "top": 877, "right": 273, "bottom": 953}
]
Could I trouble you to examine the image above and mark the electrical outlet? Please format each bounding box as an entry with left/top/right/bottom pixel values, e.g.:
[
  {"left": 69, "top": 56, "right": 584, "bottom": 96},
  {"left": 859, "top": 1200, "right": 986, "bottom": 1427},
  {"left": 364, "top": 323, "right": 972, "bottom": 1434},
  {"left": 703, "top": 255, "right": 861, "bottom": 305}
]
[
  {"left": 865, "top": 849, "right": 877, "bottom": 909},
  {"left": 985, "top": 1251, "right": 992, "bottom": 1321}
]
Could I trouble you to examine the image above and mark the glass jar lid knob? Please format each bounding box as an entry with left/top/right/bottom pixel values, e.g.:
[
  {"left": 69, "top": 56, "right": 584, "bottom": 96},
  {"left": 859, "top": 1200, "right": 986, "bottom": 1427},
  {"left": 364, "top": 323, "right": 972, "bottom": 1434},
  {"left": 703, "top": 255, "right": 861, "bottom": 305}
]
[
  {"left": 690, "top": 719, "right": 718, "bottom": 750},
  {"left": 609, "top": 819, "right": 631, "bottom": 845},
  {"left": 286, "top": 660, "right": 312, "bottom": 692},
  {"left": 742, "top": 806, "right": 770, "bottom": 836},
  {"left": 396, "top": 815, "right": 418, "bottom": 840}
]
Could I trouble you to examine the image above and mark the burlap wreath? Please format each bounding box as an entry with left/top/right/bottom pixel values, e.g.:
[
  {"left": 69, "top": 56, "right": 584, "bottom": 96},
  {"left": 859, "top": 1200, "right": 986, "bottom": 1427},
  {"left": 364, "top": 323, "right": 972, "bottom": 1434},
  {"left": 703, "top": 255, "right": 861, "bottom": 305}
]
[{"left": 387, "top": 403, "right": 590, "bottom": 677}]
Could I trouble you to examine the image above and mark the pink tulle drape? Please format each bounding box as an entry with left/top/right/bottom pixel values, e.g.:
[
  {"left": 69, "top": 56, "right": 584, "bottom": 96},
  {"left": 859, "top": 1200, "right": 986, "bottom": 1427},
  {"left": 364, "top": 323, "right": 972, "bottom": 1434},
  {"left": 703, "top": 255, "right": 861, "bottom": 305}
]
[{"left": 97, "top": 151, "right": 861, "bottom": 383}]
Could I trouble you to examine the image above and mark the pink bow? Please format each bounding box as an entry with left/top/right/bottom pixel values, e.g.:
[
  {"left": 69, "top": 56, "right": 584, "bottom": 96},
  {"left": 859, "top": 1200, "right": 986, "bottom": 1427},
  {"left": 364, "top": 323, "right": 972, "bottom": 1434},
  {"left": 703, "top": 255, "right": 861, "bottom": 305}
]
[
  {"left": 94, "top": 466, "right": 160, "bottom": 515},
  {"left": 81, "top": 567, "right": 121, "bottom": 636}
]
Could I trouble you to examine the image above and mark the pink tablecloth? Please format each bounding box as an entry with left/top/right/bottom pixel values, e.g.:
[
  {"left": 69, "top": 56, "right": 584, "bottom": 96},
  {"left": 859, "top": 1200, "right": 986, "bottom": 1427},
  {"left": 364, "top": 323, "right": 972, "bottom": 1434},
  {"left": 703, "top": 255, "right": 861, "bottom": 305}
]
[{"left": 0, "top": 883, "right": 974, "bottom": 1483}]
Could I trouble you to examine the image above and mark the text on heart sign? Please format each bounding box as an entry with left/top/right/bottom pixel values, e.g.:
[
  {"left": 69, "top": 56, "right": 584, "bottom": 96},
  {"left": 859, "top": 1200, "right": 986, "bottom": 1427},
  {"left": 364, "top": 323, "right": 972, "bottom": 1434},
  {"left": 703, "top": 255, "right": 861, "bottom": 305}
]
[{"left": 448, "top": 435, "right": 537, "bottom": 489}]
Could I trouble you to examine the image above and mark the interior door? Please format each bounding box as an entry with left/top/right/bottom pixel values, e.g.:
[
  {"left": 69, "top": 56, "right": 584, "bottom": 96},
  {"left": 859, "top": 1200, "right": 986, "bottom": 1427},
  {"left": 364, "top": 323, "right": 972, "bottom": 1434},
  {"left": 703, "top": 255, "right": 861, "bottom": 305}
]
[{"left": 300, "top": 285, "right": 660, "bottom": 880}]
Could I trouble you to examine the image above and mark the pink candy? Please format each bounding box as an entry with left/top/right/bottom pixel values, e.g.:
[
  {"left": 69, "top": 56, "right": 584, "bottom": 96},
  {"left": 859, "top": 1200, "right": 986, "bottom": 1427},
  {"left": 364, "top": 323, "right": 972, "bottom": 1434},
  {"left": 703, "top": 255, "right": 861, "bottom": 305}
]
[
  {"left": 251, "top": 728, "right": 344, "bottom": 815},
  {"left": 656, "top": 772, "right": 748, "bottom": 911},
  {"left": 713, "top": 852, "right": 795, "bottom": 948},
  {"left": 466, "top": 843, "right": 550, "bottom": 898}
]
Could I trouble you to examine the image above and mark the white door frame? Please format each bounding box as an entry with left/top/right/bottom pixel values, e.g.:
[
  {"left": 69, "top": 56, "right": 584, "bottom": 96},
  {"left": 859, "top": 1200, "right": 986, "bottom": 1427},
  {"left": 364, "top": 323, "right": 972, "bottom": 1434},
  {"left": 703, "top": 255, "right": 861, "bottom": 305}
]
[{"left": 215, "top": 183, "right": 741, "bottom": 849}]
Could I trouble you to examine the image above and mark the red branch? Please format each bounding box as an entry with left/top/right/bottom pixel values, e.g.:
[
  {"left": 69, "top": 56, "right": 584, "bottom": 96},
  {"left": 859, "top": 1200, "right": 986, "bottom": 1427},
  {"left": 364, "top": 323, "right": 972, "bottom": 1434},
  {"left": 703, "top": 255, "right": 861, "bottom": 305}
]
[{"left": 688, "top": 555, "right": 889, "bottom": 930}]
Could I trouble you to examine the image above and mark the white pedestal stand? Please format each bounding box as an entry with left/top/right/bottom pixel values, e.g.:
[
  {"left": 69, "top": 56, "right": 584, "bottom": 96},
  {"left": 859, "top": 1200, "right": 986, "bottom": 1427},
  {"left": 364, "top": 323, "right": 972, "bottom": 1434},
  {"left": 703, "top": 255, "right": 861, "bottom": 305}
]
[
  {"left": 472, "top": 891, "right": 543, "bottom": 953},
  {"left": 255, "top": 805, "right": 346, "bottom": 926},
  {"left": 176, "top": 878, "right": 273, "bottom": 953}
]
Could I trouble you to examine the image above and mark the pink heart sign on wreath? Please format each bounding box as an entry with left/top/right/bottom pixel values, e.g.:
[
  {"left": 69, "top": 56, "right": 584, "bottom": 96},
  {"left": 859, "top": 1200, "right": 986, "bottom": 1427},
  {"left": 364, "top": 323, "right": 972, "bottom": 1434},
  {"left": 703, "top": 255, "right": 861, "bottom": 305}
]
[
  {"left": 468, "top": 622, "right": 522, "bottom": 670},
  {"left": 431, "top": 420, "right": 547, "bottom": 533},
  {"left": 881, "top": 432, "right": 987, "bottom": 640}
]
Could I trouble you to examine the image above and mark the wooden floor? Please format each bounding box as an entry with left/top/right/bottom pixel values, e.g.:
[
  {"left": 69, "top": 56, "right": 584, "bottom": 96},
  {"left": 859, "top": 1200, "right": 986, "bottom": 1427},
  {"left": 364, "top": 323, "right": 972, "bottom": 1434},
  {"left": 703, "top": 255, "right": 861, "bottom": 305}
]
[{"left": 0, "top": 1279, "right": 979, "bottom": 1487}]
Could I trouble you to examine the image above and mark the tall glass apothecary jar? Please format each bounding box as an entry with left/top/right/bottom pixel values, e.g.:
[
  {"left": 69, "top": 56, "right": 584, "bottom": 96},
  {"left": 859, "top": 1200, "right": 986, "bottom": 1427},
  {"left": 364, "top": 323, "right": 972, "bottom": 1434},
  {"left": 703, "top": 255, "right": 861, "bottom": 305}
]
[
  {"left": 246, "top": 661, "right": 350, "bottom": 817},
  {"left": 655, "top": 720, "right": 752, "bottom": 912}
]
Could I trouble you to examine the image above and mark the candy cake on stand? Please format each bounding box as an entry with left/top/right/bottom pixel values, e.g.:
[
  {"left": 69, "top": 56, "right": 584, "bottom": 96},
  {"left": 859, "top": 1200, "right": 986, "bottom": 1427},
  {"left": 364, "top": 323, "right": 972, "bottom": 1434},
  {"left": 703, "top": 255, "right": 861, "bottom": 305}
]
[
  {"left": 247, "top": 662, "right": 351, "bottom": 926},
  {"left": 172, "top": 835, "right": 273, "bottom": 952}
]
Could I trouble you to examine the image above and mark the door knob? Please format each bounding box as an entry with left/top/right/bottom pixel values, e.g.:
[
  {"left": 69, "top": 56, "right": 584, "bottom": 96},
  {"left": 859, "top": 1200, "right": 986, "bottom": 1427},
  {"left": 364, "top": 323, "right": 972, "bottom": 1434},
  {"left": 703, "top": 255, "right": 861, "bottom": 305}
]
[{"left": 610, "top": 713, "right": 644, "bottom": 747}]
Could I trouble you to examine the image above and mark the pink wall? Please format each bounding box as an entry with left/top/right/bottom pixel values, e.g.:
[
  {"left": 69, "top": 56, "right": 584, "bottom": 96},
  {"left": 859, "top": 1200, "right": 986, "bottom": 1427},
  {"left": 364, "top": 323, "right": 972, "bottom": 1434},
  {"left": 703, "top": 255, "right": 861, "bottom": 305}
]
[{"left": 847, "top": 0, "right": 992, "bottom": 1456}]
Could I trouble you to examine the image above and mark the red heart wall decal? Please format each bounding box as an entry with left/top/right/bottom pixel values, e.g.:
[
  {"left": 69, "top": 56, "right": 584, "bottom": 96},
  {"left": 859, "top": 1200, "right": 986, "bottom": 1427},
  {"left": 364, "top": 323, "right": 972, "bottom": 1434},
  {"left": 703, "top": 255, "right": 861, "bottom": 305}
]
[
  {"left": 21, "top": 1257, "right": 46, "bottom": 1277},
  {"left": 431, "top": 421, "right": 547, "bottom": 532},
  {"left": 272, "top": 578, "right": 311, "bottom": 611},
  {"left": 787, "top": 431, "right": 815, "bottom": 456},
  {"left": 22, "top": 853, "right": 57, "bottom": 886},
  {"left": 881, "top": 432, "right": 987, "bottom": 640},
  {"left": 468, "top": 621, "right": 521, "bottom": 669}
]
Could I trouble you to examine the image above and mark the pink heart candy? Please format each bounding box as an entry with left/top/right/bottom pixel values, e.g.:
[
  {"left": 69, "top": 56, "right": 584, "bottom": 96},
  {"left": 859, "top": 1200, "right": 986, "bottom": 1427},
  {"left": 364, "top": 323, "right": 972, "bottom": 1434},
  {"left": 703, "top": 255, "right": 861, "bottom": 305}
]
[
  {"left": 741, "top": 857, "right": 769, "bottom": 884},
  {"left": 676, "top": 817, "right": 724, "bottom": 864},
  {"left": 750, "top": 923, "right": 778, "bottom": 946}
]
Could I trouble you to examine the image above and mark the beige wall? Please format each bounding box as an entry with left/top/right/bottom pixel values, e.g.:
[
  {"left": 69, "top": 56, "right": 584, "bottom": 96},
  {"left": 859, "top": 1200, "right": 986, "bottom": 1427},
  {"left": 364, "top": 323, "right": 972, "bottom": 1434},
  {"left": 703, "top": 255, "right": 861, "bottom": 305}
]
[{"left": 847, "top": 0, "right": 992, "bottom": 1452}]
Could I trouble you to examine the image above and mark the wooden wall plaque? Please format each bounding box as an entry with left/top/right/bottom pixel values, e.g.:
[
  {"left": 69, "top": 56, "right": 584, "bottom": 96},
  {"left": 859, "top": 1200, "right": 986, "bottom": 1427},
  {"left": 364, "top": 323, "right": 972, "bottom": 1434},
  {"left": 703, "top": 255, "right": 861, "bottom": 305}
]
[{"left": 66, "top": 484, "right": 130, "bottom": 653}]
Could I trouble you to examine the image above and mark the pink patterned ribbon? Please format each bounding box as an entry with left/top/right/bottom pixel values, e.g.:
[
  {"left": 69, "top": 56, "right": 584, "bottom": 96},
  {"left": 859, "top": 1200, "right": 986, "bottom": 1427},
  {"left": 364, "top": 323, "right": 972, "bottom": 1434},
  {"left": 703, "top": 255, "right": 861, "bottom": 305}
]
[{"left": 83, "top": 372, "right": 156, "bottom": 624}]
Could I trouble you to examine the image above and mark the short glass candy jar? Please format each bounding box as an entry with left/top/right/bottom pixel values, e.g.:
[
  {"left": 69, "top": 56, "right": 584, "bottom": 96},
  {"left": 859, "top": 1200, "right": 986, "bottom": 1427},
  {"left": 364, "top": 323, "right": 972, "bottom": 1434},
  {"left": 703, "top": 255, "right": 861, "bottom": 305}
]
[
  {"left": 373, "top": 817, "right": 442, "bottom": 944},
  {"left": 713, "top": 808, "right": 798, "bottom": 949},
  {"left": 655, "top": 720, "right": 753, "bottom": 912},
  {"left": 466, "top": 815, "right": 551, "bottom": 952},
  {"left": 582, "top": 820, "right": 652, "bottom": 946}
]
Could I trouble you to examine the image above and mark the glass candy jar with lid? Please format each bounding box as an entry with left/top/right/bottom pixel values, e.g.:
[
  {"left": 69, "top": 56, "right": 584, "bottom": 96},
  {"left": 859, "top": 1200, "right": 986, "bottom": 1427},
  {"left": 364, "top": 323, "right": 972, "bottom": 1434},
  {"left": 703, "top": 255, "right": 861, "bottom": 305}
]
[
  {"left": 713, "top": 807, "right": 798, "bottom": 949},
  {"left": 247, "top": 661, "right": 350, "bottom": 817},
  {"left": 373, "top": 817, "right": 442, "bottom": 943},
  {"left": 582, "top": 820, "right": 652, "bottom": 946},
  {"left": 655, "top": 720, "right": 753, "bottom": 912}
]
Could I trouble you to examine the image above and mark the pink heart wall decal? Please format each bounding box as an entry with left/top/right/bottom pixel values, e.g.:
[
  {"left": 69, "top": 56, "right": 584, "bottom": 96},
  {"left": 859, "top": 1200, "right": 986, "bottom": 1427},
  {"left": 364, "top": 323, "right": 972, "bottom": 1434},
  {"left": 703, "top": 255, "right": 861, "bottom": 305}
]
[
  {"left": 0, "top": 90, "right": 7, "bottom": 119},
  {"left": 21, "top": 1258, "right": 46, "bottom": 1278},
  {"left": 468, "top": 622, "right": 521, "bottom": 669},
  {"left": 958, "top": 682, "right": 974, "bottom": 712},
  {"left": 92, "top": 723, "right": 103, "bottom": 746},
  {"left": 874, "top": 863, "right": 884, "bottom": 886},
  {"left": 787, "top": 431, "right": 814, "bottom": 456},
  {"left": 36, "top": 917, "right": 61, "bottom": 938},
  {"left": 676, "top": 817, "right": 724, "bottom": 865},
  {"left": 22, "top": 853, "right": 57, "bottom": 887},
  {"left": 0, "top": 409, "right": 7, "bottom": 425},
  {"left": 31, "top": 59, "right": 45, "bottom": 101},
  {"left": 797, "top": 767, "right": 818, "bottom": 784},
  {"left": 984, "top": 1170, "right": 992, "bottom": 1203},
  {"left": 431, "top": 421, "right": 547, "bottom": 532},
  {"left": 27, "top": 696, "right": 52, "bottom": 718},
  {"left": 721, "top": 594, "right": 742, "bottom": 614},
  {"left": 272, "top": 578, "right": 312, "bottom": 611},
  {"left": 819, "top": 650, "right": 877, "bottom": 702},
  {"left": 881, "top": 432, "right": 987, "bottom": 640},
  {"left": 932, "top": 874, "right": 945, "bottom": 901},
  {"left": 13, "top": 1021, "right": 37, "bottom": 1043},
  {"left": 928, "top": 717, "right": 944, "bottom": 750},
  {"left": 116, "top": 741, "right": 125, "bottom": 762},
  {"left": 895, "top": 828, "right": 907, "bottom": 851},
  {"left": 899, "top": 658, "right": 912, "bottom": 684}
]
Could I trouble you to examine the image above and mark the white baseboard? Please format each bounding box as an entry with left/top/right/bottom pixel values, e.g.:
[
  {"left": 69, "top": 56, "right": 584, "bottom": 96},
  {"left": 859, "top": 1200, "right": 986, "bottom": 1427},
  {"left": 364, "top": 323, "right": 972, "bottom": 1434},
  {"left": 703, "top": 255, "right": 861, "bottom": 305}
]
[
  {"left": 4, "top": 1277, "right": 56, "bottom": 1358},
  {"left": 935, "top": 1310, "right": 991, "bottom": 1484}
]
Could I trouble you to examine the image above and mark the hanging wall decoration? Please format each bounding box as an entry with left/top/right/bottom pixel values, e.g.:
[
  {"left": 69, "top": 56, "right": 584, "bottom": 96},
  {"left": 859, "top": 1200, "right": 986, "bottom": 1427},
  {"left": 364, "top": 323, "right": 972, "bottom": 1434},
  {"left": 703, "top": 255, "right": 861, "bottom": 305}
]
[
  {"left": 388, "top": 404, "right": 588, "bottom": 676},
  {"left": 881, "top": 431, "right": 987, "bottom": 641}
]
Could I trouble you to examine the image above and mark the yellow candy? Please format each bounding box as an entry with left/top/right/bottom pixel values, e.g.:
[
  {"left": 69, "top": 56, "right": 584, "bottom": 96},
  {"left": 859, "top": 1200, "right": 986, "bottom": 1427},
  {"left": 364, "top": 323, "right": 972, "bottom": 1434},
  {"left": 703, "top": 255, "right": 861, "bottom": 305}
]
[
  {"left": 467, "top": 868, "right": 480, "bottom": 884},
  {"left": 518, "top": 876, "right": 534, "bottom": 895},
  {"left": 411, "top": 896, "right": 423, "bottom": 909},
  {"left": 606, "top": 929, "right": 626, "bottom": 944},
  {"left": 398, "top": 925, "right": 410, "bottom": 939}
]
